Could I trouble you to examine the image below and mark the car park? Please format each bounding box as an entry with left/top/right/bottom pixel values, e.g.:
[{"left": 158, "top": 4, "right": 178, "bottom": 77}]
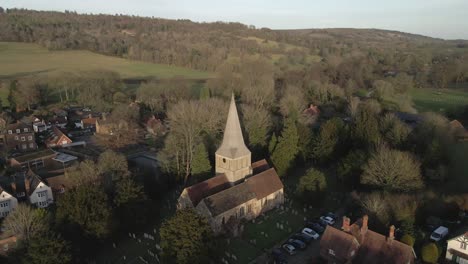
[
  {"left": 320, "top": 216, "right": 335, "bottom": 225},
  {"left": 306, "top": 221, "right": 325, "bottom": 234},
  {"left": 271, "top": 248, "right": 288, "bottom": 264},
  {"left": 302, "top": 227, "right": 320, "bottom": 240},
  {"left": 291, "top": 233, "right": 313, "bottom": 244},
  {"left": 287, "top": 238, "right": 306, "bottom": 250},
  {"left": 282, "top": 244, "right": 297, "bottom": 255}
]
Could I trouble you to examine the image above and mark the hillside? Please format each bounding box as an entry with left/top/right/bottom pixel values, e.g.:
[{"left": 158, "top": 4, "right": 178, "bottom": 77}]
[{"left": 0, "top": 42, "right": 212, "bottom": 80}]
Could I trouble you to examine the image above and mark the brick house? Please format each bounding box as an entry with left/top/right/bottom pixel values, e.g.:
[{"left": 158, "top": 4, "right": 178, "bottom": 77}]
[
  {"left": 320, "top": 215, "right": 416, "bottom": 264},
  {"left": 4, "top": 122, "right": 37, "bottom": 152},
  {"left": 45, "top": 126, "right": 72, "bottom": 148}
]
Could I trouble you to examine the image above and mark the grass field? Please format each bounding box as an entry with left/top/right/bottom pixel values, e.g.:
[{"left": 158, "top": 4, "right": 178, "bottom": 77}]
[
  {"left": 410, "top": 88, "right": 468, "bottom": 113},
  {"left": 0, "top": 42, "right": 212, "bottom": 80}
]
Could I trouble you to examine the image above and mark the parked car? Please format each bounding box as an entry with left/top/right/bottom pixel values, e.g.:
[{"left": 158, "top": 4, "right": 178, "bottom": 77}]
[
  {"left": 306, "top": 221, "right": 325, "bottom": 234},
  {"left": 430, "top": 226, "right": 449, "bottom": 242},
  {"left": 282, "top": 244, "right": 297, "bottom": 255},
  {"left": 320, "top": 216, "right": 336, "bottom": 225},
  {"left": 291, "top": 233, "right": 313, "bottom": 244},
  {"left": 271, "top": 248, "right": 288, "bottom": 264},
  {"left": 287, "top": 238, "right": 306, "bottom": 250},
  {"left": 326, "top": 212, "right": 338, "bottom": 221},
  {"left": 302, "top": 227, "right": 320, "bottom": 240}
]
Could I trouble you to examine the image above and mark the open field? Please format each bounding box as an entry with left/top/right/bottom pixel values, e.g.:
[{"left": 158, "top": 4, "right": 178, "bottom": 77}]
[
  {"left": 410, "top": 88, "right": 468, "bottom": 113},
  {"left": 0, "top": 42, "right": 212, "bottom": 80}
]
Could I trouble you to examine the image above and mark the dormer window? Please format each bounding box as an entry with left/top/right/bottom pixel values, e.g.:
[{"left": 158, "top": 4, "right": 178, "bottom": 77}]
[
  {"left": 16, "top": 129, "right": 20, "bottom": 133},
  {"left": 328, "top": 249, "right": 335, "bottom": 256},
  {"left": 17, "top": 192, "right": 25, "bottom": 198},
  {"left": 8, "top": 130, "right": 12, "bottom": 134},
  {"left": 24, "top": 128, "right": 29, "bottom": 132},
  {"left": 461, "top": 242, "right": 467, "bottom": 250}
]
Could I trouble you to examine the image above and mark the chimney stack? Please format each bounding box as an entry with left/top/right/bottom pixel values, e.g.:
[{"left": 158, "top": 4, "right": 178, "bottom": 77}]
[
  {"left": 361, "top": 215, "right": 368, "bottom": 234},
  {"left": 10, "top": 182, "right": 16, "bottom": 192},
  {"left": 342, "top": 216, "right": 351, "bottom": 232},
  {"left": 388, "top": 225, "right": 395, "bottom": 241}
]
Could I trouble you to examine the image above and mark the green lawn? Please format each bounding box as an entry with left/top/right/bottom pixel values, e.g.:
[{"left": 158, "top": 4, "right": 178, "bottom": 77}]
[
  {"left": 0, "top": 42, "right": 213, "bottom": 80},
  {"left": 410, "top": 88, "right": 468, "bottom": 113}
]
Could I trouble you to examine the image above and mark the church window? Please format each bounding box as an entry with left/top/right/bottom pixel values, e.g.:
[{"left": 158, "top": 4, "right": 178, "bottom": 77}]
[
  {"left": 247, "top": 204, "right": 252, "bottom": 213},
  {"left": 239, "top": 206, "right": 245, "bottom": 217},
  {"left": 222, "top": 158, "right": 226, "bottom": 163}
]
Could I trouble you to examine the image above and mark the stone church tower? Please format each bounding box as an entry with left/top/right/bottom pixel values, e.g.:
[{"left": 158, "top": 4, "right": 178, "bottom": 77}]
[{"left": 215, "top": 93, "right": 252, "bottom": 183}]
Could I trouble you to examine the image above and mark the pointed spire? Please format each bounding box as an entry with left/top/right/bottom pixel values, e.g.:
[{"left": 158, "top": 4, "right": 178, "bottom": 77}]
[{"left": 216, "top": 93, "right": 250, "bottom": 159}]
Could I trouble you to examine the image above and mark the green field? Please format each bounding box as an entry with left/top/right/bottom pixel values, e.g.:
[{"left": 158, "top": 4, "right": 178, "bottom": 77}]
[
  {"left": 0, "top": 42, "right": 212, "bottom": 80},
  {"left": 410, "top": 88, "right": 468, "bottom": 113}
]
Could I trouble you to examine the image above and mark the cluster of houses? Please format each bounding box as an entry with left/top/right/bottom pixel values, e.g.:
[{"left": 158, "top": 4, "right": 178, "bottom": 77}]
[{"left": 0, "top": 105, "right": 166, "bottom": 255}]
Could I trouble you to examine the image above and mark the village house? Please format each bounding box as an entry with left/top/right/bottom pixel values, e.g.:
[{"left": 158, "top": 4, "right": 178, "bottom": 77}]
[
  {"left": 11, "top": 170, "right": 54, "bottom": 208},
  {"left": 446, "top": 232, "right": 468, "bottom": 263},
  {"left": 4, "top": 122, "right": 37, "bottom": 152},
  {"left": 178, "top": 94, "right": 284, "bottom": 234},
  {"left": 145, "top": 115, "right": 166, "bottom": 136},
  {"left": 45, "top": 126, "right": 73, "bottom": 148},
  {"left": 33, "top": 115, "right": 68, "bottom": 133},
  {"left": 0, "top": 186, "right": 18, "bottom": 218},
  {"left": 320, "top": 215, "right": 416, "bottom": 264}
]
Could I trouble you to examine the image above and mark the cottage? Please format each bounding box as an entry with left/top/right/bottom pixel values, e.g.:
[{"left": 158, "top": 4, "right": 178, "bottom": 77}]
[
  {"left": 446, "top": 232, "right": 468, "bottom": 263},
  {"left": 4, "top": 122, "right": 37, "bottom": 152},
  {"left": 11, "top": 170, "right": 54, "bottom": 208},
  {"left": 45, "top": 126, "right": 73, "bottom": 148},
  {"left": 0, "top": 186, "right": 18, "bottom": 218},
  {"left": 178, "top": 94, "right": 284, "bottom": 234},
  {"left": 320, "top": 215, "right": 416, "bottom": 264}
]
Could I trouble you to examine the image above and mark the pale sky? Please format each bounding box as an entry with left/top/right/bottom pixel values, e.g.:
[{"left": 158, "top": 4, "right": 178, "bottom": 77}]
[{"left": 3, "top": 0, "right": 468, "bottom": 39}]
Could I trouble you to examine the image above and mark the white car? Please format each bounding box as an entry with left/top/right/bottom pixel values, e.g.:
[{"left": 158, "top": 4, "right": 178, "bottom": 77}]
[
  {"left": 302, "top": 227, "right": 320, "bottom": 240},
  {"left": 282, "top": 243, "right": 297, "bottom": 255},
  {"left": 320, "top": 216, "right": 335, "bottom": 225}
]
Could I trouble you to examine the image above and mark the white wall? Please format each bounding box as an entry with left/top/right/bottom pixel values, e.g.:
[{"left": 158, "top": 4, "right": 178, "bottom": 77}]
[
  {"left": 0, "top": 192, "right": 18, "bottom": 218},
  {"left": 29, "top": 182, "right": 54, "bottom": 208},
  {"left": 446, "top": 235, "right": 468, "bottom": 264}
]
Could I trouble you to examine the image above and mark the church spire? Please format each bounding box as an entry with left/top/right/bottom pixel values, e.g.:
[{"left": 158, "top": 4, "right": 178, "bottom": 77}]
[{"left": 216, "top": 93, "right": 251, "bottom": 159}]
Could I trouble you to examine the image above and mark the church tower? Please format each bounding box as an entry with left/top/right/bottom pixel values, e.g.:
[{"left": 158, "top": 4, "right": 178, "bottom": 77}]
[{"left": 215, "top": 93, "right": 252, "bottom": 183}]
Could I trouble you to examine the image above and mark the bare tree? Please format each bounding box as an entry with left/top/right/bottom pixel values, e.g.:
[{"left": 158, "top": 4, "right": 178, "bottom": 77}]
[{"left": 1, "top": 204, "right": 48, "bottom": 241}]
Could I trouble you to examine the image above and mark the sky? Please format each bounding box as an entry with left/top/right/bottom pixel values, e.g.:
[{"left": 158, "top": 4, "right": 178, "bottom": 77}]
[{"left": 3, "top": 0, "right": 468, "bottom": 39}]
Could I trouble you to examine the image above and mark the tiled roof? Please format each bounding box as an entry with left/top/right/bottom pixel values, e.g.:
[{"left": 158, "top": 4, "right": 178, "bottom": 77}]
[
  {"left": 203, "top": 182, "right": 256, "bottom": 216},
  {"left": 12, "top": 149, "right": 56, "bottom": 163},
  {"left": 186, "top": 174, "right": 231, "bottom": 206},
  {"left": 6, "top": 122, "right": 32, "bottom": 131},
  {"left": 320, "top": 226, "right": 359, "bottom": 263},
  {"left": 246, "top": 168, "right": 283, "bottom": 200},
  {"left": 251, "top": 159, "right": 270, "bottom": 174}
]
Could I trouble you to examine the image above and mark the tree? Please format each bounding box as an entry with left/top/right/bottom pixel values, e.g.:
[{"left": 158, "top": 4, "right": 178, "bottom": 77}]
[
  {"left": 361, "top": 146, "right": 423, "bottom": 191},
  {"left": 191, "top": 143, "right": 211, "bottom": 181},
  {"left": 56, "top": 185, "right": 111, "bottom": 238},
  {"left": 352, "top": 103, "right": 381, "bottom": 148},
  {"left": 269, "top": 117, "right": 299, "bottom": 176},
  {"left": 400, "top": 234, "right": 415, "bottom": 247},
  {"left": 114, "top": 177, "right": 145, "bottom": 207},
  {"left": 160, "top": 209, "right": 213, "bottom": 264},
  {"left": 98, "top": 150, "right": 129, "bottom": 186},
  {"left": 241, "top": 104, "right": 271, "bottom": 151},
  {"left": 337, "top": 149, "right": 368, "bottom": 185},
  {"left": 1, "top": 204, "right": 47, "bottom": 242},
  {"left": 311, "top": 117, "right": 346, "bottom": 163},
  {"left": 296, "top": 168, "right": 327, "bottom": 196},
  {"left": 24, "top": 232, "right": 72, "bottom": 264},
  {"left": 421, "top": 243, "right": 439, "bottom": 264},
  {"left": 279, "top": 85, "right": 306, "bottom": 118},
  {"left": 379, "top": 113, "right": 410, "bottom": 148}
]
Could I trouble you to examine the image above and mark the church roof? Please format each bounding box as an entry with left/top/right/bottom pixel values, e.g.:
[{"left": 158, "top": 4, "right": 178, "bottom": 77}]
[
  {"left": 215, "top": 93, "right": 251, "bottom": 159},
  {"left": 246, "top": 168, "right": 283, "bottom": 200},
  {"left": 186, "top": 174, "right": 231, "bottom": 206}
]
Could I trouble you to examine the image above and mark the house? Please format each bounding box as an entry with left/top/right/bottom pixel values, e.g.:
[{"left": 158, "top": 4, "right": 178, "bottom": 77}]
[
  {"left": 446, "top": 232, "right": 468, "bottom": 263},
  {"left": 9, "top": 148, "right": 57, "bottom": 170},
  {"left": 178, "top": 94, "right": 284, "bottom": 234},
  {"left": 33, "top": 116, "right": 68, "bottom": 132},
  {"left": 0, "top": 186, "right": 18, "bottom": 218},
  {"left": 96, "top": 115, "right": 129, "bottom": 135},
  {"left": 77, "top": 116, "right": 97, "bottom": 131},
  {"left": 145, "top": 116, "right": 166, "bottom": 136},
  {"left": 4, "top": 122, "right": 37, "bottom": 152},
  {"left": 320, "top": 215, "right": 416, "bottom": 264},
  {"left": 45, "top": 126, "right": 73, "bottom": 148},
  {"left": 11, "top": 170, "right": 54, "bottom": 208}
]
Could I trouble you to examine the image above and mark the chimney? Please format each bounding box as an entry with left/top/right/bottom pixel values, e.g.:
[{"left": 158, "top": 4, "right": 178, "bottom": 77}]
[
  {"left": 342, "top": 216, "right": 351, "bottom": 232},
  {"left": 10, "top": 182, "right": 16, "bottom": 192},
  {"left": 361, "top": 215, "right": 368, "bottom": 234},
  {"left": 388, "top": 225, "right": 395, "bottom": 241}
]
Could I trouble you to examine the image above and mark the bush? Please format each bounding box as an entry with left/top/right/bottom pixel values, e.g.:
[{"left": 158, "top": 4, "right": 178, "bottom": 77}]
[
  {"left": 421, "top": 243, "right": 439, "bottom": 263},
  {"left": 296, "top": 168, "right": 327, "bottom": 200},
  {"left": 400, "top": 234, "right": 415, "bottom": 247}
]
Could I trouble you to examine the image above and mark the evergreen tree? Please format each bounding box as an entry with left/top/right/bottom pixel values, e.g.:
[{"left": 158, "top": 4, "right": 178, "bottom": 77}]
[
  {"left": 270, "top": 117, "right": 299, "bottom": 176},
  {"left": 191, "top": 143, "right": 211, "bottom": 180},
  {"left": 311, "top": 117, "right": 346, "bottom": 163},
  {"left": 352, "top": 104, "right": 381, "bottom": 148},
  {"left": 24, "top": 232, "right": 72, "bottom": 264},
  {"left": 56, "top": 185, "right": 111, "bottom": 238},
  {"left": 296, "top": 168, "right": 327, "bottom": 196},
  {"left": 160, "top": 209, "right": 213, "bottom": 264},
  {"left": 114, "top": 177, "right": 145, "bottom": 207}
]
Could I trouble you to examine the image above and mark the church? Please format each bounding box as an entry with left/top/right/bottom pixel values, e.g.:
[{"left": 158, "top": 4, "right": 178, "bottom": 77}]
[{"left": 178, "top": 94, "right": 284, "bottom": 234}]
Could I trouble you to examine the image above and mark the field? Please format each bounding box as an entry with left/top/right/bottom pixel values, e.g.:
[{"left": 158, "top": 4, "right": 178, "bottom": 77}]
[
  {"left": 0, "top": 42, "right": 212, "bottom": 80},
  {"left": 410, "top": 88, "right": 468, "bottom": 113}
]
